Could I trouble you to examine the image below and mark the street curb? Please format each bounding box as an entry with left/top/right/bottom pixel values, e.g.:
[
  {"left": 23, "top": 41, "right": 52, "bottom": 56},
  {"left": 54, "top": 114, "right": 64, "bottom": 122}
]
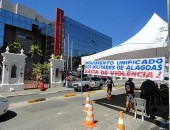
[
  {"left": 87, "top": 90, "right": 96, "bottom": 94},
  {"left": 27, "top": 98, "right": 46, "bottom": 103},
  {"left": 6, "top": 90, "right": 73, "bottom": 98}
]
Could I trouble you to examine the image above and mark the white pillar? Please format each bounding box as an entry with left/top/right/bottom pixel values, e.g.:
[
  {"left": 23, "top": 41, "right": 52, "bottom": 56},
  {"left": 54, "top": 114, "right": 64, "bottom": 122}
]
[
  {"left": 49, "top": 55, "right": 64, "bottom": 88},
  {"left": 0, "top": 47, "right": 27, "bottom": 91},
  {"left": 1, "top": 61, "right": 10, "bottom": 84}
]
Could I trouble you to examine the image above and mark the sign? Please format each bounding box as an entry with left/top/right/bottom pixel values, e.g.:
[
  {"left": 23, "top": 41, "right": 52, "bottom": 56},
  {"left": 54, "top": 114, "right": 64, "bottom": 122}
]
[
  {"left": 54, "top": 8, "right": 64, "bottom": 56},
  {"left": 84, "top": 57, "right": 165, "bottom": 80}
]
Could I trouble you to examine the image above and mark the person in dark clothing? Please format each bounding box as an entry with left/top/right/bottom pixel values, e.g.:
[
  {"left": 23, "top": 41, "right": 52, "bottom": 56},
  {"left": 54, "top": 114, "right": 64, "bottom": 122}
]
[
  {"left": 125, "top": 78, "right": 135, "bottom": 112},
  {"left": 140, "top": 79, "right": 159, "bottom": 119},
  {"left": 106, "top": 77, "right": 114, "bottom": 100}
]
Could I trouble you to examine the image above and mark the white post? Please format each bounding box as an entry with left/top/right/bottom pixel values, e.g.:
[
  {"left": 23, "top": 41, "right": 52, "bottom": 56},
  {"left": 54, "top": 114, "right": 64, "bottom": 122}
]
[
  {"left": 71, "top": 41, "right": 73, "bottom": 71},
  {"left": 77, "top": 64, "right": 83, "bottom": 105},
  {"left": 67, "top": 33, "right": 69, "bottom": 71},
  {"left": 1, "top": 61, "right": 9, "bottom": 84}
]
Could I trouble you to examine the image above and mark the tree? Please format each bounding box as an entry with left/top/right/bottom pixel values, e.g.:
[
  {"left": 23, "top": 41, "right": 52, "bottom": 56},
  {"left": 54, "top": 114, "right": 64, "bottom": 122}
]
[
  {"left": 29, "top": 44, "right": 42, "bottom": 58},
  {"left": 28, "top": 44, "right": 42, "bottom": 63},
  {"left": 32, "top": 62, "right": 50, "bottom": 87},
  {"left": 3, "top": 39, "right": 22, "bottom": 53}
]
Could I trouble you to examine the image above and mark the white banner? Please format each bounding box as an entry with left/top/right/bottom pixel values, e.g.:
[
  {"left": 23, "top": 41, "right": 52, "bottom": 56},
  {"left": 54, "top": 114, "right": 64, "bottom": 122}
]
[{"left": 84, "top": 57, "right": 165, "bottom": 80}]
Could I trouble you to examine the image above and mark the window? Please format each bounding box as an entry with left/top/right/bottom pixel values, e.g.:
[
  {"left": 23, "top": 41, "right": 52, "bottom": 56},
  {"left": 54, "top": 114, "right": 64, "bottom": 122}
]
[
  {"left": 0, "top": 30, "right": 4, "bottom": 36},
  {"left": 55, "top": 68, "right": 59, "bottom": 77},
  {"left": 0, "top": 36, "right": 3, "bottom": 44},
  {"left": 5, "top": 17, "right": 12, "bottom": 25},
  {"left": 0, "top": 16, "right": 5, "bottom": 23},
  {"left": 0, "top": 23, "right": 4, "bottom": 30},
  {"left": 0, "top": 9, "right": 5, "bottom": 16},
  {"left": 11, "top": 64, "right": 17, "bottom": 78}
]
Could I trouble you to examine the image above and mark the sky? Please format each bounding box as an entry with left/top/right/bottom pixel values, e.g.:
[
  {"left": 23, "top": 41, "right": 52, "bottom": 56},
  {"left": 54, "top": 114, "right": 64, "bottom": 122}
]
[{"left": 8, "top": 0, "right": 168, "bottom": 47}]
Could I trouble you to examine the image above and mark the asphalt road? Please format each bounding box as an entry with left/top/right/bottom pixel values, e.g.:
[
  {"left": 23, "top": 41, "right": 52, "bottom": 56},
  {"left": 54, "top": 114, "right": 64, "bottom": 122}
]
[
  {"left": 7, "top": 90, "right": 76, "bottom": 104},
  {"left": 0, "top": 88, "right": 168, "bottom": 130}
]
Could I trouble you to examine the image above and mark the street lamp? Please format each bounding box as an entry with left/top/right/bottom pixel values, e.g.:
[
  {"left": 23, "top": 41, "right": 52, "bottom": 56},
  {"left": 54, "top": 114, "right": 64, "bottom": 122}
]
[{"left": 77, "top": 64, "right": 83, "bottom": 105}]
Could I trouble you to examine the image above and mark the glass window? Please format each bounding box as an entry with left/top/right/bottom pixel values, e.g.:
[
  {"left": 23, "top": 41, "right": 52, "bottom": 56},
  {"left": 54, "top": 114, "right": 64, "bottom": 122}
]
[
  {"left": 0, "top": 16, "right": 5, "bottom": 23},
  {"left": 0, "top": 23, "right": 4, "bottom": 30},
  {"left": 0, "top": 9, "right": 5, "bottom": 16},
  {"left": 6, "top": 11, "right": 13, "bottom": 18},
  {"left": 25, "top": 24, "right": 31, "bottom": 30},
  {"left": 0, "top": 36, "right": 3, "bottom": 44},
  {"left": 26, "top": 18, "right": 31, "bottom": 24},
  {"left": 13, "top": 20, "right": 19, "bottom": 27},
  {"left": 20, "top": 22, "right": 26, "bottom": 29},
  {"left": 13, "top": 14, "right": 19, "bottom": 20},
  {"left": 19, "top": 16, "right": 25, "bottom": 22},
  {"left": 0, "top": 30, "right": 4, "bottom": 36},
  {"left": 5, "top": 17, "right": 12, "bottom": 25}
]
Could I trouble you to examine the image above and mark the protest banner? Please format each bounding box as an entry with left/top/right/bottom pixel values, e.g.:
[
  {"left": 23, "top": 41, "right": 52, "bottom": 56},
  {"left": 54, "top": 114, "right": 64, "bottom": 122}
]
[{"left": 84, "top": 57, "right": 165, "bottom": 80}]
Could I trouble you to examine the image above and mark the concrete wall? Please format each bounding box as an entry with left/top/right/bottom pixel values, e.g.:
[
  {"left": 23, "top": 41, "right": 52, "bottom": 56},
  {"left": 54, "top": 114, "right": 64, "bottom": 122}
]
[
  {"left": 17, "top": 4, "right": 35, "bottom": 20},
  {"left": 0, "top": 0, "right": 51, "bottom": 24},
  {"left": 1, "top": 0, "right": 16, "bottom": 13}
]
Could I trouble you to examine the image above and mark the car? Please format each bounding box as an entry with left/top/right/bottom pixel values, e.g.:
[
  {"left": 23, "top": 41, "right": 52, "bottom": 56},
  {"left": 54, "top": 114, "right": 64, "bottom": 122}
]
[
  {"left": 160, "top": 75, "right": 169, "bottom": 88},
  {"left": 72, "top": 77, "right": 104, "bottom": 91},
  {"left": 0, "top": 95, "right": 9, "bottom": 116}
]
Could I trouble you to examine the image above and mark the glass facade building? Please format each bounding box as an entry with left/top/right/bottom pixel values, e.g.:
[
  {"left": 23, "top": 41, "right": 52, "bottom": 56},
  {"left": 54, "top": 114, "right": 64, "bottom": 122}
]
[
  {"left": 0, "top": 8, "right": 50, "bottom": 46},
  {"left": 64, "top": 16, "right": 112, "bottom": 57},
  {"left": 0, "top": 0, "right": 112, "bottom": 71}
]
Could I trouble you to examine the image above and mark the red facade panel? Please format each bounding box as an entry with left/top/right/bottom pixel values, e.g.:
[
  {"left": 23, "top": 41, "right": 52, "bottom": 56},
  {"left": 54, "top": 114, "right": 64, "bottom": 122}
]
[{"left": 54, "top": 8, "right": 64, "bottom": 56}]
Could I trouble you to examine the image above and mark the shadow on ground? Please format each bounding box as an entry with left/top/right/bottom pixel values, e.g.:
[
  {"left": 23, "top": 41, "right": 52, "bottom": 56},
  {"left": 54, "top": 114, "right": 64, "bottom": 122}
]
[
  {"left": 0, "top": 110, "right": 17, "bottom": 122},
  {"left": 93, "top": 93, "right": 169, "bottom": 128}
]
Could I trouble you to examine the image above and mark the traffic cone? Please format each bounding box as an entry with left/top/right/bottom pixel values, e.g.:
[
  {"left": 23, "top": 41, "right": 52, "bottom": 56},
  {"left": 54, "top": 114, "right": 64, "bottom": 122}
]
[
  {"left": 117, "top": 111, "right": 125, "bottom": 130},
  {"left": 83, "top": 101, "right": 96, "bottom": 128},
  {"left": 83, "top": 93, "right": 91, "bottom": 112}
]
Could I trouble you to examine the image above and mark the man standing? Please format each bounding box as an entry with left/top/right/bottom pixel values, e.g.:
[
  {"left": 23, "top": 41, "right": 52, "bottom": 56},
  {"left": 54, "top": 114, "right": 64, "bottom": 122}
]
[
  {"left": 125, "top": 78, "right": 135, "bottom": 112},
  {"left": 140, "top": 79, "right": 159, "bottom": 119},
  {"left": 106, "top": 77, "right": 114, "bottom": 100}
]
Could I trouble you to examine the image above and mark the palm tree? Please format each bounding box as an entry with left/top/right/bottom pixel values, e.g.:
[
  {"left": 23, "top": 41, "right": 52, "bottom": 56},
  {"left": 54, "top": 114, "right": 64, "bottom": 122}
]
[{"left": 28, "top": 44, "right": 42, "bottom": 63}]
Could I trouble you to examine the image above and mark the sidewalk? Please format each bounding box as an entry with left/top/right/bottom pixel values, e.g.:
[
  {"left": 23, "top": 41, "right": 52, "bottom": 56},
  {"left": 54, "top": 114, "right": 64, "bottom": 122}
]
[
  {"left": 0, "top": 87, "right": 73, "bottom": 98},
  {"left": 0, "top": 80, "right": 143, "bottom": 98}
]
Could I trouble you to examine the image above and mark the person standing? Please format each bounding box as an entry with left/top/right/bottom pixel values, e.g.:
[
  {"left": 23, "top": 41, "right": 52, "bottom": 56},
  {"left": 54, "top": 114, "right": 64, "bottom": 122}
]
[
  {"left": 65, "top": 75, "right": 70, "bottom": 87},
  {"left": 125, "top": 78, "right": 135, "bottom": 112},
  {"left": 140, "top": 79, "right": 159, "bottom": 119},
  {"left": 106, "top": 77, "right": 114, "bottom": 100}
]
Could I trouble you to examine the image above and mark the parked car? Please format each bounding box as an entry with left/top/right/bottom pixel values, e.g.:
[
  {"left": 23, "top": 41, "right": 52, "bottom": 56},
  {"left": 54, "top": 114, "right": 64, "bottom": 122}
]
[
  {"left": 160, "top": 76, "right": 169, "bottom": 88},
  {"left": 0, "top": 95, "right": 9, "bottom": 116},
  {"left": 159, "top": 75, "right": 169, "bottom": 105},
  {"left": 72, "top": 77, "right": 104, "bottom": 91}
]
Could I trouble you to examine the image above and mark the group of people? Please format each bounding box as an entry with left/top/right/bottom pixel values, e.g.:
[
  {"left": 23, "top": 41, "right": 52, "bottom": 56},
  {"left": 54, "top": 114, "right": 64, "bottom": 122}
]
[
  {"left": 106, "top": 77, "right": 159, "bottom": 119},
  {"left": 125, "top": 78, "right": 159, "bottom": 119}
]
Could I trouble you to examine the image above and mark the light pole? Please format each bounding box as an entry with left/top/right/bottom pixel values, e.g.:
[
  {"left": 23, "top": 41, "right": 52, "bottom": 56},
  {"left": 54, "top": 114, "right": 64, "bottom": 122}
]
[{"left": 77, "top": 64, "right": 83, "bottom": 105}]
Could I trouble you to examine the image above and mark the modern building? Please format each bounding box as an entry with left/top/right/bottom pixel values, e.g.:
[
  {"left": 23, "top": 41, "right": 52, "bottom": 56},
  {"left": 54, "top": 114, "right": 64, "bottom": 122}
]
[{"left": 0, "top": 0, "right": 112, "bottom": 71}]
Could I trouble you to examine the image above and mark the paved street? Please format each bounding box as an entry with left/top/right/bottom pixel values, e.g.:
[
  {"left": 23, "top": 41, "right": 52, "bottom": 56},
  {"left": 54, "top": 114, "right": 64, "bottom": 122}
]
[{"left": 0, "top": 87, "right": 169, "bottom": 130}]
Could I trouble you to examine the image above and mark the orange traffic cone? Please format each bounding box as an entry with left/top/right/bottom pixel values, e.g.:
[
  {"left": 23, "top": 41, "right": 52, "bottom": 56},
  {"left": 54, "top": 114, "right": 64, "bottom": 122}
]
[
  {"left": 83, "top": 101, "right": 96, "bottom": 128},
  {"left": 83, "top": 93, "right": 91, "bottom": 112},
  {"left": 117, "top": 111, "right": 125, "bottom": 130}
]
